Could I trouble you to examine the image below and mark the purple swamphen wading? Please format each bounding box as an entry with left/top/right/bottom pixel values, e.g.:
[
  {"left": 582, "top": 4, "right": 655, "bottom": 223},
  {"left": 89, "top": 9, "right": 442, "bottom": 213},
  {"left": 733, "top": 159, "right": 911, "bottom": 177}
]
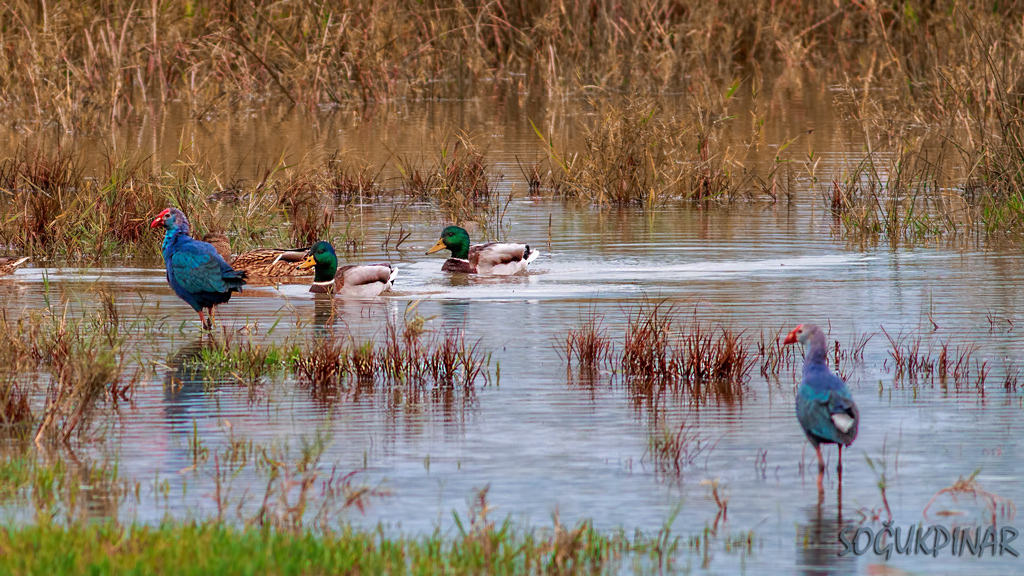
[
  {"left": 151, "top": 208, "right": 246, "bottom": 330},
  {"left": 784, "top": 323, "right": 859, "bottom": 474}
]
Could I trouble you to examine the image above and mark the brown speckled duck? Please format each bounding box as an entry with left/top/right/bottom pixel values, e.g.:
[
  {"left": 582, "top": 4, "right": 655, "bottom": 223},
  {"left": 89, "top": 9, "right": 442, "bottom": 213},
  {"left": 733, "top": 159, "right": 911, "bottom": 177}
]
[
  {"left": 426, "top": 225, "right": 538, "bottom": 275},
  {"left": 203, "top": 233, "right": 311, "bottom": 279},
  {"left": 0, "top": 256, "right": 29, "bottom": 276}
]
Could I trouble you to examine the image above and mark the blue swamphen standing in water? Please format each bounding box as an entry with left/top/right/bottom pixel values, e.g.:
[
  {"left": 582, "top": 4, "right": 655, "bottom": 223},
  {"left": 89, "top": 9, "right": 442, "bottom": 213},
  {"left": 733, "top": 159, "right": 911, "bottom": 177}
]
[
  {"left": 151, "top": 208, "right": 246, "bottom": 330},
  {"left": 783, "top": 324, "right": 859, "bottom": 475}
]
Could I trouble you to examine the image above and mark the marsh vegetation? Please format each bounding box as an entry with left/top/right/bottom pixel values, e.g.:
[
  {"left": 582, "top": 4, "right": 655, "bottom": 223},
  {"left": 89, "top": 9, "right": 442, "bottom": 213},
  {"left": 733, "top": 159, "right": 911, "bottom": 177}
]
[{"left": 2, "top": 1, "right": 1024, "bottom": 573}]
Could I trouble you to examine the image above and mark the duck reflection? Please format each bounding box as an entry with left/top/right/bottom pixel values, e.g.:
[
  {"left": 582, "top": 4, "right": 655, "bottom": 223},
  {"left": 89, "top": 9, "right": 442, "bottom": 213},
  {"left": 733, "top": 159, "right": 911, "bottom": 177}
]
[{"left": 312, "top": 293, "right": 336, "bottom": 335}]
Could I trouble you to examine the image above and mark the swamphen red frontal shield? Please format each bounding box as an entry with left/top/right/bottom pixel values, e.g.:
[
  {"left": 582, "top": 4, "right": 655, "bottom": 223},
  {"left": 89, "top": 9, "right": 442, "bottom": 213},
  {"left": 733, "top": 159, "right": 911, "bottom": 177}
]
[
  {"left": 151, "top": 208, "right": 246, "bottom": 330},
  {"left": 783, "top": 323, "right": 859, "bottom": 474}
]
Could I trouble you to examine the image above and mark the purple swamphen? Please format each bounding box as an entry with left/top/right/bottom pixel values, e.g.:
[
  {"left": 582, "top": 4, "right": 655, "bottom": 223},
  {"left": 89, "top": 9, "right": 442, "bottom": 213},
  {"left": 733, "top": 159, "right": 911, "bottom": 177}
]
[
  {"left": 151, "top": 208, "right": 246, "bottom": 330},
  {"left": 784, "top": 323, "right": 859, "bottom": 474}
]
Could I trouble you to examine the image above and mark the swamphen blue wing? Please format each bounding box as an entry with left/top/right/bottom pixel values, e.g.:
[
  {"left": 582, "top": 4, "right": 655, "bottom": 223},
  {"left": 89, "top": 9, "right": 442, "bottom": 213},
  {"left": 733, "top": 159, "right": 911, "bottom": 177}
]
[
  {"left": 151, "top": 208, "right": 246, "bottom": 329},
  {"left": 784, "top": 323, "right": 859, "bottom": 475}
]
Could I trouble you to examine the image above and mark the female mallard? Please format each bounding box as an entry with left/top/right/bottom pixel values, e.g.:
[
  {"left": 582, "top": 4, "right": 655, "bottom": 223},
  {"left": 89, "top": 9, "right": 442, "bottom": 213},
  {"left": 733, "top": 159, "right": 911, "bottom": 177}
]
[
  {"left": 0, "top": 256, "right": 29, "bottom": 276},
  {"left": 298, "top": 241, "right": 397, "bottom": 297},
  {"left": 426, "top": 225, "right": 538, "bottom": 275},
  {"left": 203, "top": 233, "right": 311, "bottom": 278}
]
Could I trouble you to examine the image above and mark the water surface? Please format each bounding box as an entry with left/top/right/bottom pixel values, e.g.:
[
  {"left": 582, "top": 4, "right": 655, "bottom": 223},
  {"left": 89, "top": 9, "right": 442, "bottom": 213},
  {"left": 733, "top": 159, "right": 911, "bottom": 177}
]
[{"left": 2, "top": 92, "right": 1021, "bottom": 575}]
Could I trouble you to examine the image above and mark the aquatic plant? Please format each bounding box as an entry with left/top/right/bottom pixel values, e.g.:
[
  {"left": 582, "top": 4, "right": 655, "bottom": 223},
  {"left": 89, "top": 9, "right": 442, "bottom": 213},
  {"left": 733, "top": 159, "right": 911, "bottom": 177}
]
[
  {"left": 643, "top": 419, "right": 713, "bottom": 477},
  {"left": 0, "top": 302, "right": 142, "bottom": 444},
  {"left": 923, "top": 469, "right": 1017, "bottom": 525},
  {"left": 560, "top": 313, "right": 614, "bottom": 372},
  {"left": 621, "top": 302, "right": 752, "bottom": 406},
  {"left": 881, "top": 328, "right": 980, "bottom": 387},
  {"left": 757, "top": 325, "right": 797, "bottom": 378}
]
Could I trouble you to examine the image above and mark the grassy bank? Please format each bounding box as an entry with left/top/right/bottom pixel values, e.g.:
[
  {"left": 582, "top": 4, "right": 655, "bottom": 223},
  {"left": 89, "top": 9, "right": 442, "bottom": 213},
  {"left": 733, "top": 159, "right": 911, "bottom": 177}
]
[{"left": 0, "top": 517, "right": 709, "bottom": 575}]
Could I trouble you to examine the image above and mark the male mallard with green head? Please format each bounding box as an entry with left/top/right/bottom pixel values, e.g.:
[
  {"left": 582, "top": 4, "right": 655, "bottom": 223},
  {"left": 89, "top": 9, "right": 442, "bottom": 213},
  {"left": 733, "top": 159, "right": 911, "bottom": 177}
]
[
  {"left": 203, "top": 233, "right": 311, "bottom": 279},
  {"left": 426, "top": 225, "right": 538, "bottom": 275},
  {"left": 0, "top": 256, "right": 29, "bottom": 276},
  {"left": 298, "top": 241, "right": 397, "bottom": 297}
]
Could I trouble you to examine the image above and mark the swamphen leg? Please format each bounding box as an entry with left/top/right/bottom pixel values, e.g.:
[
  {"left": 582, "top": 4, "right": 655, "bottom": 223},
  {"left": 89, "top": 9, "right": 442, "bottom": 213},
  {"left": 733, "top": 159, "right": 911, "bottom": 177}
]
[
  {"left": 198, "top": 309, "right": 212, "bottom": 331},
  {"left": 838, "top": 445, "right": 843, "bottom": 474},
  {"left": 815, "top": 445, "right": 825, "bottom": 472}
]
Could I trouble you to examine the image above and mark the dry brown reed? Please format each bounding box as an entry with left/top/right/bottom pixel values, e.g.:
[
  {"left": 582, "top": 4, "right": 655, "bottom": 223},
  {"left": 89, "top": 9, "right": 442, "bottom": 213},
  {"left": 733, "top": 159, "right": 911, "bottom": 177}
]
[
  {"left": 881, "top": 328, "right": 981, "bottom": 387},
  {"left": 557, "top": 302, "right": 752, "bottom": 406},
  {"left": 827, "top": 4, "right": 1024, "bottom": 240},
  {"left": 560, "top": 313, "right": 614, "bottom": 372},
  {"left": 0, "top": 141, "right": 505, "bottom": 263},
  {"left": 395, "top": 135, "right": 501, "bottom": 225},
  {"left": 621, "top": 303, "right": 752, "bottom": 406},
  {"left": 541, "top": 95, "right": 746, "bottom": 207},
  {"left": 6, "top": 1, "right": 1018, "bottom": 126},
  {"left": 291, "top": 315, "right": 489, "bottom": 404}
]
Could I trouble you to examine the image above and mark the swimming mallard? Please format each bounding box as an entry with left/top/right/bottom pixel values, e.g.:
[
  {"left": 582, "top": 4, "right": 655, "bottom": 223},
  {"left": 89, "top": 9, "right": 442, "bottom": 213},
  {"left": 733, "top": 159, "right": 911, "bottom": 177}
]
[
  {"left": 298, "top": 241, "right": 397, "bottom": 297},
  {"left": 426, "top": 225, "right": 539, "bottom": 275},
  {"left": 0, "top": 256, "right": 29, "bottom": 276},
  {"left": 203, "top": 233, "right": 311, "bottom": 278}
]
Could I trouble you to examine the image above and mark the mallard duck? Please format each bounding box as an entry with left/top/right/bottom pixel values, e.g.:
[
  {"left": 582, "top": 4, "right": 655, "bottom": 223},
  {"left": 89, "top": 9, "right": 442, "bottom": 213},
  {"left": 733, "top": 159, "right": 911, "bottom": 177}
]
[
  {"left": 298, "top": 241, "right": 397, "bottom": 297},
  {"left": 0, "top": 256, "right": 29, "bottom": 276},
  {"left": 203, "top": 233, "right": 311, "bottom": 278},
  {"left": 426, "top": 225, "right": 539, "bottom": 275}
]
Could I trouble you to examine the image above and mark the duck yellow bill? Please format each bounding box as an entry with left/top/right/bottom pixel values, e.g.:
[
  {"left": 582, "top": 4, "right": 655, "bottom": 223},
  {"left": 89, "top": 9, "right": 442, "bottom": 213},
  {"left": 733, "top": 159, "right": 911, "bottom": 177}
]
[
  {"left": 297, "top": 255, "right": 316, "bottom": 269},
  {"left": 426, "top": 239, "right": 446, "bottom": 255}
]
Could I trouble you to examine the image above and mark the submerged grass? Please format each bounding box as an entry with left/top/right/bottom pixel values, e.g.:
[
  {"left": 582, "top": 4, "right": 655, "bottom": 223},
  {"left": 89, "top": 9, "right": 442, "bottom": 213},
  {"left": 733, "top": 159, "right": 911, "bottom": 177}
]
[
  {"left": 643, "top": 419, "right": 713, "bottom": 477},
  {"left": 0, "top": 299, "right": 148, "bottom": 444},
  {"left": 559, "top": 312, "right": 614, "bottom": 372},
  {"left": 880, "top": 328, "right": 992, "bottom": 391}
]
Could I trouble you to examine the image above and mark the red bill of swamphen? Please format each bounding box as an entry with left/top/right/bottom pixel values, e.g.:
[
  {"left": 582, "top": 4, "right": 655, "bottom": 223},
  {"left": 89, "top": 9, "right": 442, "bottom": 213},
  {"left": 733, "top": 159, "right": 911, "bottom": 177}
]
[
  {"left": 150, "top": 208, "right": 246, "bottom": 330},
  {"left": 783, "top": 323, "right": 859, "bottom": 474}
]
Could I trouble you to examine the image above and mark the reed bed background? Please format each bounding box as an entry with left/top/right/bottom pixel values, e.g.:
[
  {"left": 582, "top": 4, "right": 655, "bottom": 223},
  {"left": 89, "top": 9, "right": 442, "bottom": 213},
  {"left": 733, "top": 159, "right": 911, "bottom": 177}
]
[
  {"left": 1, "top": 1, "right": 1024, "bottom": 249},
  {"left": 2, "top": 1, "right": 1021, "bottom": 121}
]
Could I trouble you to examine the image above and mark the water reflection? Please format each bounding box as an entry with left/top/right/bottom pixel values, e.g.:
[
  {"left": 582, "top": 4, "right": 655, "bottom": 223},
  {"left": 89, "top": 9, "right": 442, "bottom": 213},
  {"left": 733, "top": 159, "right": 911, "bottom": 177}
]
[
  {"left": 797, "top": 488, "right": 856, "bottom": 575},
  {"left": 34, "top": 443, "right": 123, "bottom": 524},
  {"left": 5, "top": 93, "right": 1024, "bottom": 573},
  {"left": 163, "top": 337, "right": 214, "bottom": 426},
  {"left": 312, "top": 294, "right": 336, "bottom": 335}
]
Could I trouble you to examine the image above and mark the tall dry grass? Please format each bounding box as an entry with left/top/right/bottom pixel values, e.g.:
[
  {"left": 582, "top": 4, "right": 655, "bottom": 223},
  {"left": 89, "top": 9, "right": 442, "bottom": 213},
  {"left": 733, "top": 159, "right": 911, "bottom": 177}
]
[{"left": 3, "top": 1, "right": 1021, "bottom": 126}]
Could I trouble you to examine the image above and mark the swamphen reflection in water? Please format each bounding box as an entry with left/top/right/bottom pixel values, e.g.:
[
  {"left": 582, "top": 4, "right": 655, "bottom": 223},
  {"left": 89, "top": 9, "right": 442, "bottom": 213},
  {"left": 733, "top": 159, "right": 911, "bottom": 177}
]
[
  {"left": 784, "top": 324, "right": 859, "bottom": 478},
  {"left": 151, "top": 208, "right": 246, "bottom": 330}
]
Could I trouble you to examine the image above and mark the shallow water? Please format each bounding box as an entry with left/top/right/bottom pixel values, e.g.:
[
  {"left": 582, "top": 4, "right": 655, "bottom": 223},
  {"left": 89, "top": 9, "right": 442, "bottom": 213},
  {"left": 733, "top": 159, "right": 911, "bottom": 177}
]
[{"left": 3, "top": 91, "right": 1024, "bottom": 574}]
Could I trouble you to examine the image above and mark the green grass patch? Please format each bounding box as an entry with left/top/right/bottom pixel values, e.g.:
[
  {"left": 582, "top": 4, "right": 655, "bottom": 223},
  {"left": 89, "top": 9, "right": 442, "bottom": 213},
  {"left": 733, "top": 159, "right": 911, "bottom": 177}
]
[{"left": 0, "top": 518, "right": 696, "bottom": 575}]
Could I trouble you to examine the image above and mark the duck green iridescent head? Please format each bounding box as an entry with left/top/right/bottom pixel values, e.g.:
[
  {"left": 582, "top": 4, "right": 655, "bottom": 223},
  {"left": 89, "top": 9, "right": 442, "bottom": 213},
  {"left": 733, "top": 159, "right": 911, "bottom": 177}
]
[
  {"left": 426, "top": 225, "right": 470, "bottom": 259},
  {"left": 298, "top": 241, "right": 337, "bottom": 282}
]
